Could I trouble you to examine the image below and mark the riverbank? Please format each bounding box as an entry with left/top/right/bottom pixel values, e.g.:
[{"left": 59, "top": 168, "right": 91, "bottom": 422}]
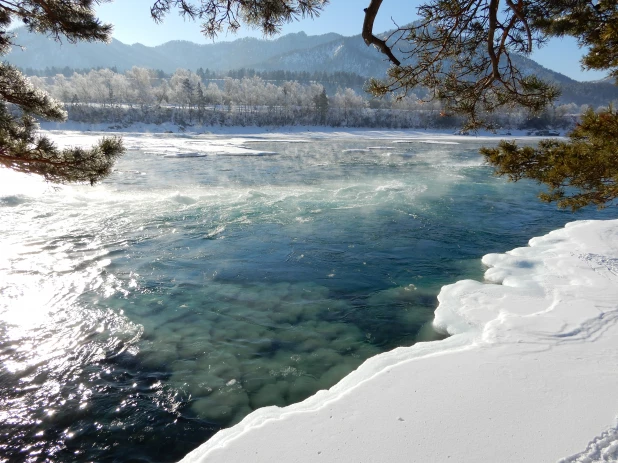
[
  {"left": 38, "top": 120, "right": 561, "bottom": 139},
  {"left": 180, "top": 219, "right": 618, "bottom": 463}
]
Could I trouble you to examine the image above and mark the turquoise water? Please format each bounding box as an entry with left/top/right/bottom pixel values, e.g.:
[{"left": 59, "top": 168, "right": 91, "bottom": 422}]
[{"left": 0, "top": 133, "right": 613, "bottom": 462}]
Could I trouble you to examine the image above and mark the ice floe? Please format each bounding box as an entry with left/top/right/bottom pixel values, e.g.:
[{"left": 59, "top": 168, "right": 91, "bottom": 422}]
[{"left": 180, "top": 219, "right": 618, "bottom": 463}]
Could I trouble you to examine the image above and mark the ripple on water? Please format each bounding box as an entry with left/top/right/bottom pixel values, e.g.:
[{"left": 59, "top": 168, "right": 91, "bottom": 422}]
[{"left": 0, "top": 135, "right": 613, "bottom": 462}]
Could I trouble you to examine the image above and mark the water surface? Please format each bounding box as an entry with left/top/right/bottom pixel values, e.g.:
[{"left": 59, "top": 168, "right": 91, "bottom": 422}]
[{"left": 0, "top": 132, "right": 612, "bottom": 462}]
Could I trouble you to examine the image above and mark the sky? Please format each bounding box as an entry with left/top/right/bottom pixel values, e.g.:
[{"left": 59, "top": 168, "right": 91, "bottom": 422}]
[{"left": 95, "top": 0, "right": 606, "bottom": 82}]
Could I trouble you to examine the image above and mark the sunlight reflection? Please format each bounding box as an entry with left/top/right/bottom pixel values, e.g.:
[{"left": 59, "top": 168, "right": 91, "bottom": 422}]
[{"left": 0, "top": 188, "right": 144, "bottom": 456}]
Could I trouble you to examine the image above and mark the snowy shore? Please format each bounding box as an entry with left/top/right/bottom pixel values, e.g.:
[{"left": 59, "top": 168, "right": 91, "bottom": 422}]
[
  {"left": 38, "top": 120, "right": 561, "bottom": 140},
  {"left": 180, "top": 219, "right": 618, "bottom": 463}
]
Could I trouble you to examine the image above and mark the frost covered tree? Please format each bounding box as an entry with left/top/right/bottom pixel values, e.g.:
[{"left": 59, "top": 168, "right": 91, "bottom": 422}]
[
  {"left": 313, "top": 87, "right": 328, "bottom": 124},
  {"left": 0, "top": 0, "right": 123, "bottom": 183},
  {"left": 126, "top": 67, "right": 155, "bottom": 109},
  {"left": 170, "top": 69, "right": 200, "bottom": 109},
  {"left": 332, "top": 88, "right": 366, "bottom": 125},
  {"left": 204, "top": 82, "right": 223, "bottom": 107}
]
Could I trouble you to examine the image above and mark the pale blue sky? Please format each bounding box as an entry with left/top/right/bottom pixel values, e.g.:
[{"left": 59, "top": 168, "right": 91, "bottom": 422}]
[{"left": 96, "top": 0, "right": 606, "bottom": 82}]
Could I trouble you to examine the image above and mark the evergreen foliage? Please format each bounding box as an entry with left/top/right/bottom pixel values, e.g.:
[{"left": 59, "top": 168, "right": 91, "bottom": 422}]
[
  {"left": 360, "top": 0, "right": 618, "bottom": 128},
  {"left": 481, "top": 107, "right": 618, "bottom": 209},
  {"left": 150, "top": 0, "right": 327, "bottom": 37},
  {"left": 364, "top": 0, "right": 565, "bottom": 128},
  {"left": 0, "top": 0, "right": 124, "bottom": 183},
  {"left": 358, "top": 0, "right": 618, "bottom": 208},
  {"left": 314, "top": 87, "right": 328, "bottom": 124}
]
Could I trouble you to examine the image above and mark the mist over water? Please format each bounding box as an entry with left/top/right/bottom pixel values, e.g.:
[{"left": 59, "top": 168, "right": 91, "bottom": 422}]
[{"left": 0, "top": 132, "right": 612, "bottom": 462}]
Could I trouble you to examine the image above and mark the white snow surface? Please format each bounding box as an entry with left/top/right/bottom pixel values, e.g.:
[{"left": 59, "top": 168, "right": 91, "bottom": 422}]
[
  {"left": 180, "top": 219, "right": 618, "bottom": 463},
  {"left": 38, "top": 121, "right": 554, "bottom": 141}
]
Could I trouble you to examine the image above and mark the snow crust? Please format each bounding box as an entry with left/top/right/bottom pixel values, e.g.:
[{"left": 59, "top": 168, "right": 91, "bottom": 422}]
[{"left": 180, "top": 219, "right": 618, "bottom": 463}]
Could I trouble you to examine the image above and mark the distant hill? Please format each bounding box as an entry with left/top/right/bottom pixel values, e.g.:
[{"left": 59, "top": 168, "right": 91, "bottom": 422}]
[
  {"left": 4, "top": 28, "right": 345, "bottom": 74},
  {"left": 254, "top": 35, "right": 392, "bottom": 76},
  {"left": 2, "top": 26, "right": 576, "bottom": 81},
  {"left": 6, "top": 26, "right": 618, "bottom": 106}
]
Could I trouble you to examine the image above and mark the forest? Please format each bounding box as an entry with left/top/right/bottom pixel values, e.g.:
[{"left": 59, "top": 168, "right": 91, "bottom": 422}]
[{"left": 26, "top": 67, "right": 595, "bottom": 131}]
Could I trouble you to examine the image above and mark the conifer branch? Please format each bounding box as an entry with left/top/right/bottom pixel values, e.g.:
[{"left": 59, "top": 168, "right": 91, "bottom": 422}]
[{"left": 362, "top": 0, "right": 401, "bottom": 66}]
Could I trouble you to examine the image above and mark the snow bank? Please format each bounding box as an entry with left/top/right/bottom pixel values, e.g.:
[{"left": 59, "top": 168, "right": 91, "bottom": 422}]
[
  {"left": 180, "top": 219, "right": 618, "bottom": 463},
  {"left": 39, "top": 121, "right": 555, "bottom": 141}
]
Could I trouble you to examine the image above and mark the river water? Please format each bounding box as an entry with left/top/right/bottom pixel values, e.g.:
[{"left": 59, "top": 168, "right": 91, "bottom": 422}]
[{"left": 0, "top": 131, "right": 612, "bottom": 462}]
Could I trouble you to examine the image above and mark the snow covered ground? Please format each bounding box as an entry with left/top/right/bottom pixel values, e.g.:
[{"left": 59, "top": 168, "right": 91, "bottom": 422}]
[
  {"left": 39, "top": 120, "right": 560, "bottom": 140},
  {"left": 180, "top": 219, "right": 618, "bottom": 463}
]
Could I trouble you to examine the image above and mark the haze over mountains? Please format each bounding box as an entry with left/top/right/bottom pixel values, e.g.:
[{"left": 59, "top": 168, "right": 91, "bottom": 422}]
[
  {"left": 6, "top": 27, "right": 379, "bottom": 75},
  {"left": 4, "top": 26, "right": 580, "bottom": 83}
]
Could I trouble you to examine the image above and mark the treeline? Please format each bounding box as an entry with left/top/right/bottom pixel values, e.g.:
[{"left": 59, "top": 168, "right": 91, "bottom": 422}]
[
  {"left": 28, "top": 67, "right": 591, "bottom": 129},
  {"left": 22, "top": 66, "right": 367, "bottom": 92},
  {"left": 222, "top": 69, "right": 367, "bottom": 91},
  {"left": 22, "top": 65, "right": 618, "bottom": 108},
  {"left": 560, "top": 81, "right": 618, "bottom": 106}
]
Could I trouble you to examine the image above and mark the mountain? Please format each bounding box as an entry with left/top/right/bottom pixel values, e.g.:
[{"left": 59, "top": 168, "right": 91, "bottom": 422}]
[
  {"left": 4, "top": 28, "right": 344, "bottom": 73},
  {"left": 3, "top": 26, "right": 591, "bottom": 84},
  {"left": 255, "top": 35, "right": 392, "bottom": 76},
  {"left": 6, "top": 26, "right": 618, "bottom": 105},
  {"left": 0, "top": 26, "right": 583, "bottom": 81}
]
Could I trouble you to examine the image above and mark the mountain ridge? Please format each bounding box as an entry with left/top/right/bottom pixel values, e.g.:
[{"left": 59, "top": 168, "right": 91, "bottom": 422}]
[
  {"left": 5, "top": 28, "right": 348, "bottom": 74},
  {"left": 6, "top": 26, "right": 618, "bottom": 106},
  {"left": 3, "top": 27, "right": 570, "bottom": 82}
]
